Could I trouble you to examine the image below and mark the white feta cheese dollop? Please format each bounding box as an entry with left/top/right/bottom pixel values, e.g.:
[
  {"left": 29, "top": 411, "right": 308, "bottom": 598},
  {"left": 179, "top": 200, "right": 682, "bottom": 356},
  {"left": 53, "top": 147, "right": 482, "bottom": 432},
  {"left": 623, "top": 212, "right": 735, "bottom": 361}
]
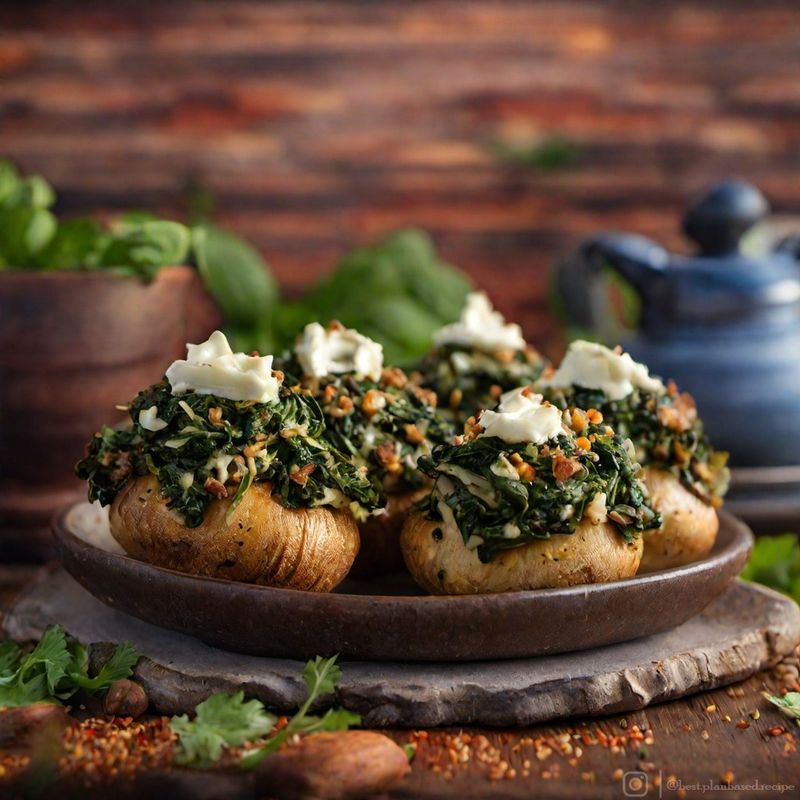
[
  {"left": 477, "top": 387, "right": 564, "bottom": 444},
  {"left": 538, "top": 340, "right": 664, "bottom": 401},
  {"left": 165, "top": 330, "right": 281, "bottom": 404},
  {"left": 296, "top": 322, "right": 383, "bottom": 381},
  {"left": 433, "top": 292, "right": 526, "bottom": 352}
]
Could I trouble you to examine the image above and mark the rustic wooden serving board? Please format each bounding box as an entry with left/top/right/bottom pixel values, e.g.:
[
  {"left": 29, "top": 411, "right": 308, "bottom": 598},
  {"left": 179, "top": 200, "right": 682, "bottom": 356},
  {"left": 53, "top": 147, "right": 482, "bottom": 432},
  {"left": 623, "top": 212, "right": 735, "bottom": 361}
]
[{"left": 4, "top": 566, "right": 798, "bottom": 728}]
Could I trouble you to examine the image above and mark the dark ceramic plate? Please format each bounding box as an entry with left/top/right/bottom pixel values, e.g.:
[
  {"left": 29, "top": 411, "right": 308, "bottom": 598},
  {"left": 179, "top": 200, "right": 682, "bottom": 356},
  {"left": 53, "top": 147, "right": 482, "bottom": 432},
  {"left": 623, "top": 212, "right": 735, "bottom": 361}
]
[{"left": 54, "top": 503, "right": 752, "bottom": 662}]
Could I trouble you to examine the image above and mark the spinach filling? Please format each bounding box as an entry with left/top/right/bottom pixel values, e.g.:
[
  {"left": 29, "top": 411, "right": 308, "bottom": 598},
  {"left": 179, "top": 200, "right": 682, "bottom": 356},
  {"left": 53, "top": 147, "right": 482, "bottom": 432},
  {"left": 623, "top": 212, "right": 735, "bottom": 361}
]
[
  {"left": 76, "top": 380, "right": 382, "bottom": 527},
  {"left": 416, "top": 343, "right": 546, "bottom": 423},
  {"left": 277, "top": 361, "right": 456, "bottom": 493},
  {"left": 542, "top": 385, "right": 729, "bottom": 506},
  {"left": 418, "top": 424, "right": 659, "bottom": 564}
]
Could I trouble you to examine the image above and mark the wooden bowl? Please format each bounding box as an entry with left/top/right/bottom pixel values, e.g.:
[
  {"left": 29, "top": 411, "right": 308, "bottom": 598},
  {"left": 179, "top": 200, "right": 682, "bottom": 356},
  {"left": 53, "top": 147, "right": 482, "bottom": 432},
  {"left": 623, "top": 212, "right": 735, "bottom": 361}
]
[
  {"left": 0, "top": 267, "right": 210, "bottom": 558},
  {"left": 54, "top": 503, "right": 752, "bottom": 662}
]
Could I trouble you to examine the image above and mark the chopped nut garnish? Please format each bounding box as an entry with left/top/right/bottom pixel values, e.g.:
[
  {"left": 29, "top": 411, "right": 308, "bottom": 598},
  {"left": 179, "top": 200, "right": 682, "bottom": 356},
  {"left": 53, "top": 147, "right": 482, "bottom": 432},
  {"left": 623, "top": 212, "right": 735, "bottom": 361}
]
[
  {"left": 587, "top": 408, "right": 603, "bottom": 424},
  {"left": 204, "top": 476, "right": 229, "bottom": 499},
  {"left": 570, "top": 409, "right": 588, "bottom": 432},
  {"left": 329, "top": 395, "right": 355, "bottom": 418},
  {"left": 208, "top": 406, "right": 224, "bottom": 426},
  {"left": 362, "top": 389, "right": 387, "bottom": 417},
  {"left": 516, "top": 462, "right": 536, "bottom": 482},
  {"left": 552, "top": 453, "right": 582, "bottom": 482},
  {"left": 289, "top": 463, "right": 316, "bottom": 486},
  {"left": 449, "top": 388, "right": 463, "bottom": 409},
  {"left": 404, "top": 423, "right": 425, "bottom": 445},
  {"left": 381, "top": 367, "right": 408, "bottom": 389},
  {"left": 375, "top": 441, "right": 403, "bottom": 474}
]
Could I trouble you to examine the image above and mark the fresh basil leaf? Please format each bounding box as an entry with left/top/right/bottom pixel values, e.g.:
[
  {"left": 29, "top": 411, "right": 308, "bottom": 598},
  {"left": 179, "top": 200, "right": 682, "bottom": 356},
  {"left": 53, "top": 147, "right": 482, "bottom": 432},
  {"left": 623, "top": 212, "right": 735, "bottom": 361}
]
[
  {"left": 117, "top": 210, "right": 158, "bottom": 226},
  {"left": 96, "top": 220, "right": 191, "bottom": 277},
  {"left": 0, "top": 206, "right": 57, "bottom": 267},
  {"left": 36, "top": 217, "right": 103, "bottom": 270},
  {"left": 0, "top": 160, "right": 21, "bottom": 206},
  {"left": 192, "top": 223, "right": 278, "bottom": 326}
]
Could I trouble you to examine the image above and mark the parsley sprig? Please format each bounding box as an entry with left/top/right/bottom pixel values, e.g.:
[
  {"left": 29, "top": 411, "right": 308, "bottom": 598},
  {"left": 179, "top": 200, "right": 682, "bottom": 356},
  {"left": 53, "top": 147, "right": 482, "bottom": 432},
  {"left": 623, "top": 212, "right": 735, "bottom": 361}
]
[
  {"left": 0, "top": 625, "right": 138, "bottom": 708},
  {"left": 171, "top": 655, "right": 360, "bottom": 770}
]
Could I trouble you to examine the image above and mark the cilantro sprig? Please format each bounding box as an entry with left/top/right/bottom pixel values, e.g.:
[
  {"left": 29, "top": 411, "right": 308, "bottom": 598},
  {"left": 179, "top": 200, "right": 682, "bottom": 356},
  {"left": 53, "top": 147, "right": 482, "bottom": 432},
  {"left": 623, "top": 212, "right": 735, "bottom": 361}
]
[
  {"left": 172, "top": 693, "right": 277, "bottom": 768},
  {"left": 0, "top": 626, "right": 138, "bottom": 709},
  {"left": 171, "top": 655, "right": 360, "bottom": 770}
]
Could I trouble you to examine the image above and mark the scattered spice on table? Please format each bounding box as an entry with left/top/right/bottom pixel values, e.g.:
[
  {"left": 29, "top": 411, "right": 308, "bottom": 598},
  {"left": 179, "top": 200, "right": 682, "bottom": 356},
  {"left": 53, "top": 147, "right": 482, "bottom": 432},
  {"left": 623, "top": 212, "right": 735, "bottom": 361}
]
[
  {"left": 57, "top": 716, "right": 174, "bottom": 786},
  {"left": 407, "top": 721, "right": 654, "bottom": 783}
]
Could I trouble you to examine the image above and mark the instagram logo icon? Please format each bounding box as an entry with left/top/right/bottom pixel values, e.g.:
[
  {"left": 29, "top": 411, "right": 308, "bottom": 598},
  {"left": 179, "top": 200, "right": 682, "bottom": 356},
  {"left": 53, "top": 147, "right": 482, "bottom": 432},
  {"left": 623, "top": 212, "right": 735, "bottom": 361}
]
[{"left": 622, "top": 770, "right": 649, "bottom": 797}]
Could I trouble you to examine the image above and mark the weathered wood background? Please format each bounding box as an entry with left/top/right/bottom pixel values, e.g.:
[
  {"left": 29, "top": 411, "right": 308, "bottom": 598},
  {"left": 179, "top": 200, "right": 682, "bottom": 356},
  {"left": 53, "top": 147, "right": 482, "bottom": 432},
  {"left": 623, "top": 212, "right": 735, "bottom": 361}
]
[{"left": 2, "top": 0, "right": 800, "bottom": 353}]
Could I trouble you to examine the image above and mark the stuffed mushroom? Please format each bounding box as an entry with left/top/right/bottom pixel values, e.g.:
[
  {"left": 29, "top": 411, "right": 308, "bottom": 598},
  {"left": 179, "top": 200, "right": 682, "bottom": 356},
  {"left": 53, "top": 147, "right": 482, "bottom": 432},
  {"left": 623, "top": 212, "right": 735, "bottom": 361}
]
[
  {"left": 76, "top": 331, "right": 382, "bottom": 591},
  {"left": 538, "top": 340, "right": 729, "bottom": 571},
  {"left": 401, "top": 387, "right": 657, "bottom": 594},
  {"left": 415, "top": 292, "right": 546, "bottom": 424},
  {"left": 278, "top": 321, "right": 455, "bottom": 576}
]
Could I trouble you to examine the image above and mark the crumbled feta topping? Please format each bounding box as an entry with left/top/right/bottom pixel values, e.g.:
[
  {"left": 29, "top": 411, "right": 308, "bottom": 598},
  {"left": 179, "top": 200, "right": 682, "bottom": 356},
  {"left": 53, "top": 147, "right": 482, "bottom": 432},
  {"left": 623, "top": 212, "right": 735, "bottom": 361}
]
[
  {"left": 434, "top": 292, "right": 526, "bottom": 352},
  {"left": 296, "top": 322, "right": 383, "bottom": 381},
  {"left": 165, "top": 330, "right": 281, "bottom": 404},
  {"left": 478, "top": 387, "right": 564, "bottom": 444},
  {"left": 538, "top": 340, "right": 664, "bottom": 401}
]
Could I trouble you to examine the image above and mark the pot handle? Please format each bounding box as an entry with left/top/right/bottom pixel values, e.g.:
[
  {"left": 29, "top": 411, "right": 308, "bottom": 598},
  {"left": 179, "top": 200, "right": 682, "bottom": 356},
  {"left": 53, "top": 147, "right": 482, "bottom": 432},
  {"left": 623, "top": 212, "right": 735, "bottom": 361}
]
[{"left": 556, "top": 233, "right": 668, "bottom": 335}]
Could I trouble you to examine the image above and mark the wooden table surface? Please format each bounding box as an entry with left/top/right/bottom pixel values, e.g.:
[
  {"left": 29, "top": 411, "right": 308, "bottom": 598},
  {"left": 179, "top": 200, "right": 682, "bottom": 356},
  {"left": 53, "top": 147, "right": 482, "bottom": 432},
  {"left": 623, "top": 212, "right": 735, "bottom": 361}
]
[{"left": 1, "top": 565, "right": 798, "bottom": 799}]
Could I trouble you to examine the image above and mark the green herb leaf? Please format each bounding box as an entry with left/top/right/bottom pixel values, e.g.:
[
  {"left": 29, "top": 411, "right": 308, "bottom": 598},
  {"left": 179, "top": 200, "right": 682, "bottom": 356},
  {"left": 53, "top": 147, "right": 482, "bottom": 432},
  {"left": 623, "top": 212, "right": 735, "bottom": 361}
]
[
  {"left": 0, "top": 641, "right": 20, "bottom": 679},
  {"left": 18, "top": 626, "right": 72, "bottom": 697},
  {"left": 69, "top": 641, "right": 139, "bottom": 694},
  {"left": 0, "top": 626, "right": 140, "bottom": 709},
  {"left": 741, "top": 534, "right": 800, "bottom": 604},
  {"left": 172, "top": 692, "right": 277, "bottom": 768},
  {"left": 280, "top": 229, "right": 472, "bottom": 366},
  {"left": 302, "top": 654, "right": 342, "bottom": 699},
  {"left": 192, "top": 223, "right": 278, "bottom": 336},
  {"left": 0, "top": 206, "right": 58, "bottom": 267},
  {"left": 36, "top": 218, "right": 104, "bottom": 270},
  {"left": 763, "top": 691, "right": 800, "bottom": 724},
  {"left": 241, "top": 655, "right": 359, "bottom": 769},
  {"left": 95, "top": 220, "right": 191, "bottom": 278}
]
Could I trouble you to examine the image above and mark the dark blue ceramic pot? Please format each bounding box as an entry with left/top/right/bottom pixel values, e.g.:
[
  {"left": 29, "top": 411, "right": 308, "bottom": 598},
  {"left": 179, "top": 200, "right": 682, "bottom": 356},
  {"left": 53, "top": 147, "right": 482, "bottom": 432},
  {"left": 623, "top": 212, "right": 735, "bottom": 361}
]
[{"left": 558, "top": 181, "right": 800, "bottom": 467}]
